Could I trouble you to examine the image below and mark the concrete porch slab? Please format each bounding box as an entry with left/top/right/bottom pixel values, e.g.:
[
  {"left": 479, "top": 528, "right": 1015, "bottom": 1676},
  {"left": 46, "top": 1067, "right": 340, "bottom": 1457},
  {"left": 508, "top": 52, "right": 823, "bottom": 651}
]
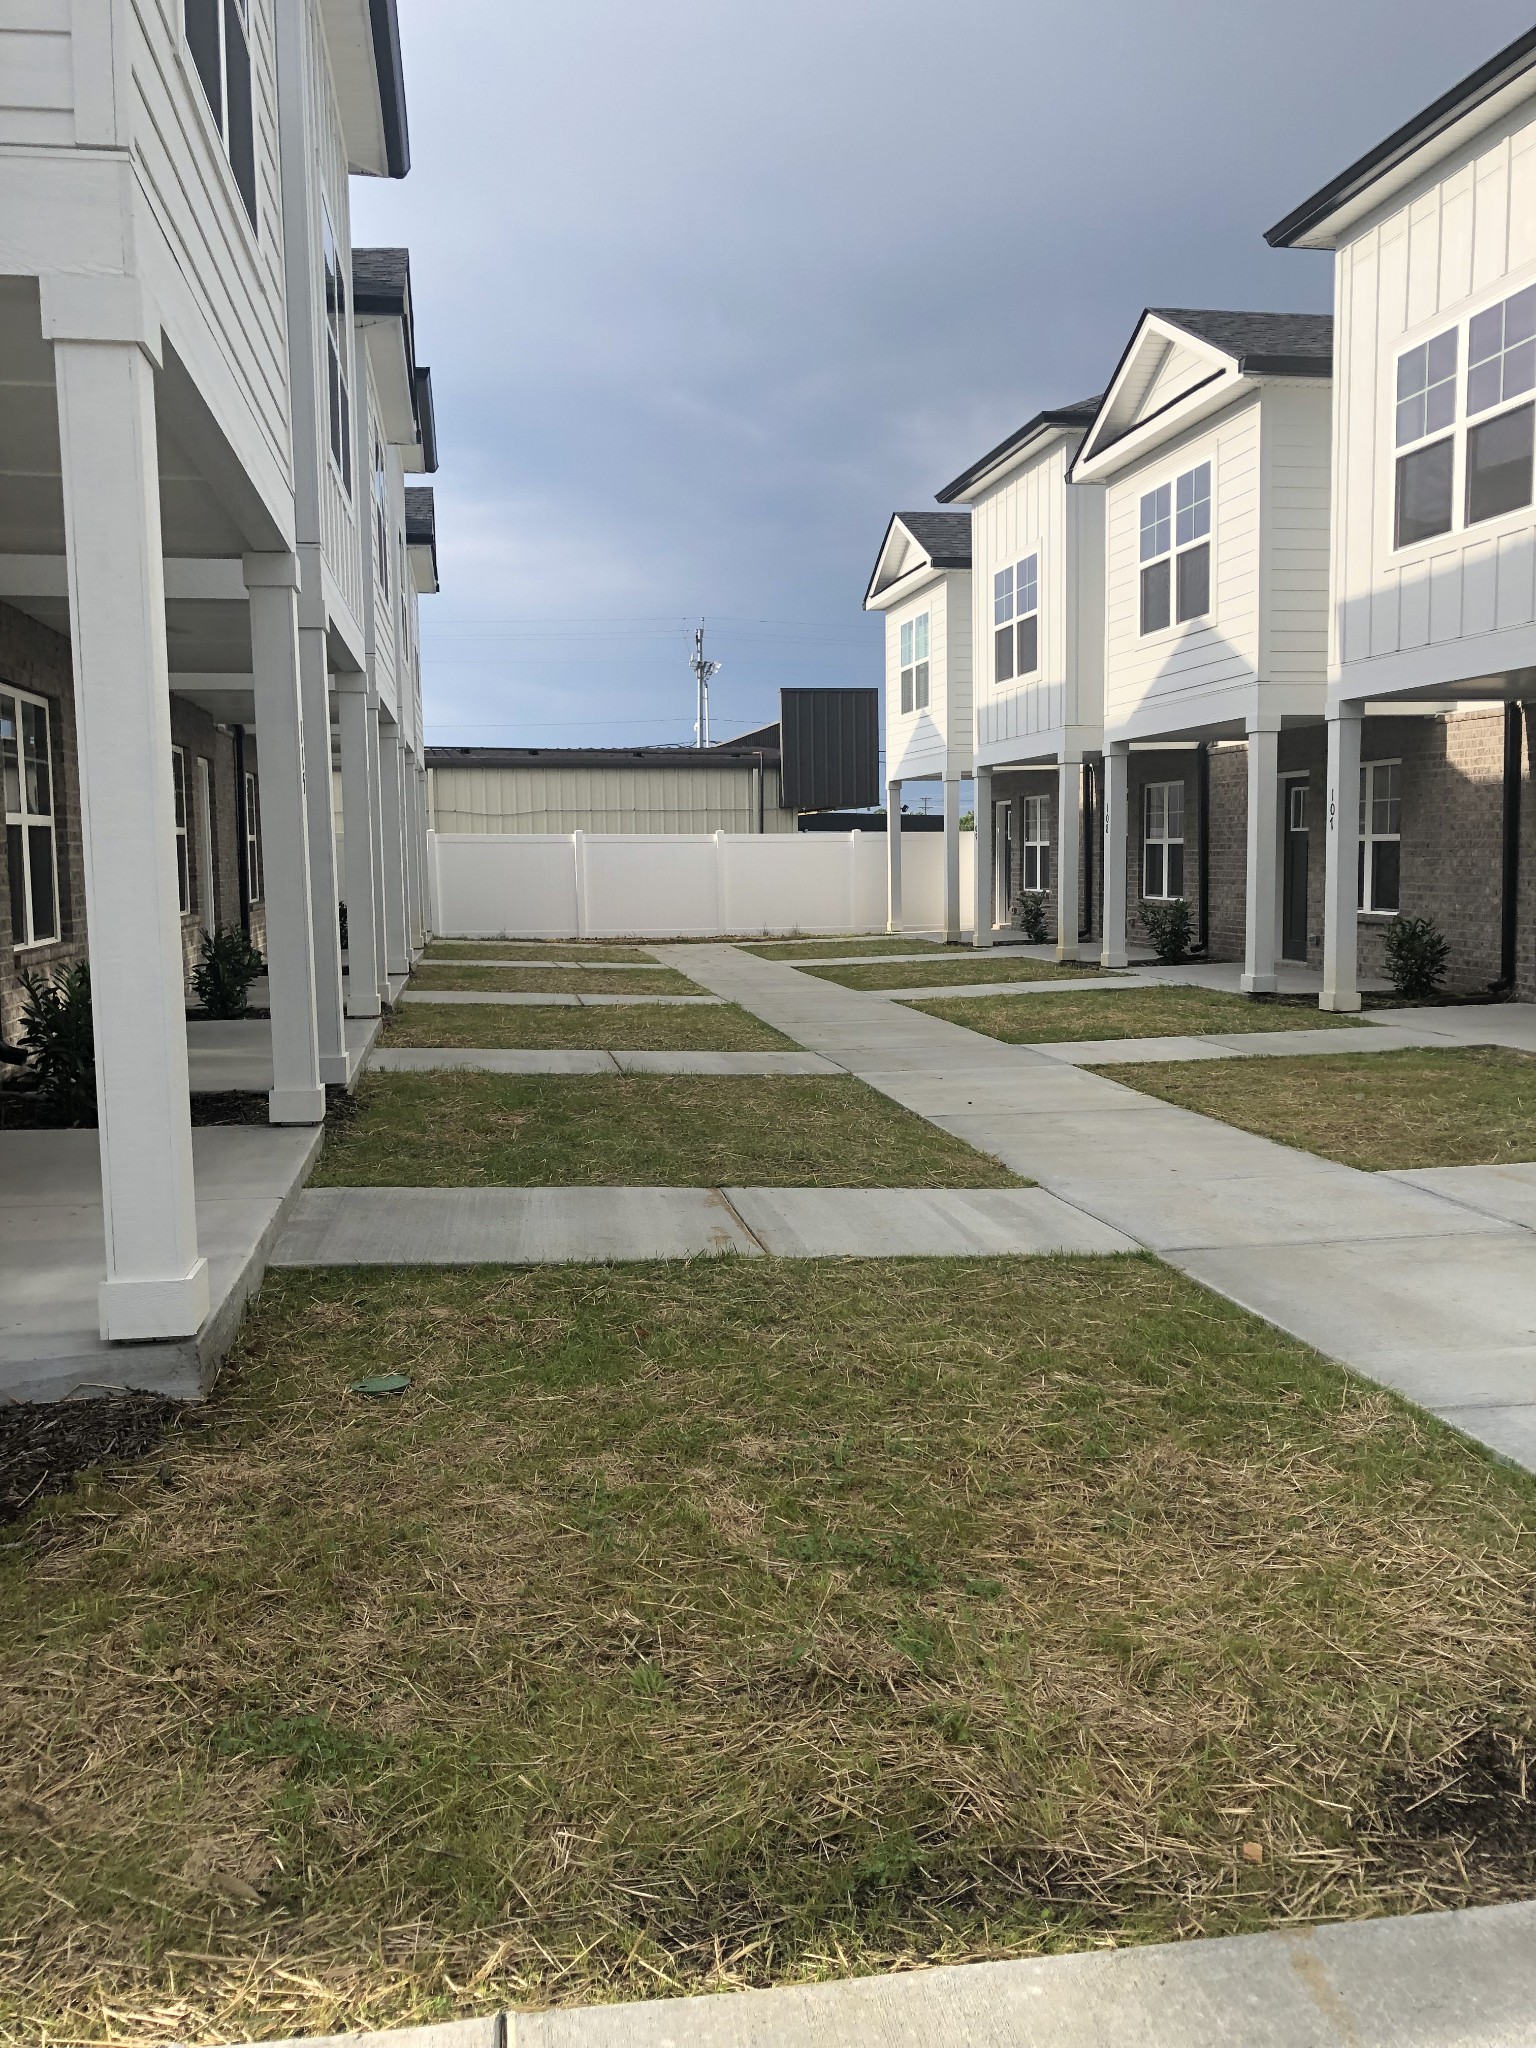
[
  {"left": 725, "top": 1186, "right": 1137, "bottom": 1257},
  {"left": 0, "top": 1126, "right": 322, "bottom": 1404},
  {"left": 271, "top": 1187, "right": 762, "bottom": 1265},
  {"left": 186, "top": 1015, "right": 379, "bottom": 1092}
]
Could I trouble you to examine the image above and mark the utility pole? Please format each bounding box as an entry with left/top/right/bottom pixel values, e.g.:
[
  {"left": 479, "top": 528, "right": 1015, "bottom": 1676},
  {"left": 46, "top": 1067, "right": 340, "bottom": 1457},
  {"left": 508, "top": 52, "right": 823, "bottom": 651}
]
[{"left": 690, "top": 622, "right": 720, "bottom": 747}]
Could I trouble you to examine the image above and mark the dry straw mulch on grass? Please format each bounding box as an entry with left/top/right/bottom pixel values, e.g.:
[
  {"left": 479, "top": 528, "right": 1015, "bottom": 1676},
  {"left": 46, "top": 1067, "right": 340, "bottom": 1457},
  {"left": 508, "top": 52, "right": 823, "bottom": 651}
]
[
  {"left": 914, "top": 985, "right": 1365, "bottom": 1046},
  {"left": 806, "top": 957, "right": 1122, "bottom": 992},
  {"left": 423, "top": 942, "right": 659, "bottom": 964},
  {"left": 3, "top": 1257, "right": 1536, "bottom": 2042},
  {"left": 409, "top": 965, "right": 697, "bottom": 997},
  {"left": 379, "top": 1001, "right": 796, "bottom": 1053}
]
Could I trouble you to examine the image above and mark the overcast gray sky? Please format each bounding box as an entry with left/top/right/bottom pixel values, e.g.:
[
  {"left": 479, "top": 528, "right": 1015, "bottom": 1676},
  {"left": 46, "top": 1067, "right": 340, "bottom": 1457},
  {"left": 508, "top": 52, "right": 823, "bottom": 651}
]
[{"left": 352, "top": 2, "right": 1536, "bottom": 753}]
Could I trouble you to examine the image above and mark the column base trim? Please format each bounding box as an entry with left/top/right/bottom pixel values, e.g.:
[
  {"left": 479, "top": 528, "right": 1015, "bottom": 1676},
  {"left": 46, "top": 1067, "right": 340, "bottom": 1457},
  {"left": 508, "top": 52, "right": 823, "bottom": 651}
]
[
  {"left": 346, "top": 997, "right": 384, "bottom": 1021},
  {"left": 319, "top": 1053, "right": 351, "bottom": 1086},
  {"left": 1101, "top": 950, "right": 1128, "bottom": 970},
  {"left": 99, "top": 1260, "right": 210, "bottom": 1343},
  {"left": 1239, "top": 973, "right": 1279, "bottom": 995},
  {"left": 1319, "top": 992, "right": 1363, "bottom": 1014},
  {"left": 269, "top": 1087, "right": 327, "bottom": 1125}
]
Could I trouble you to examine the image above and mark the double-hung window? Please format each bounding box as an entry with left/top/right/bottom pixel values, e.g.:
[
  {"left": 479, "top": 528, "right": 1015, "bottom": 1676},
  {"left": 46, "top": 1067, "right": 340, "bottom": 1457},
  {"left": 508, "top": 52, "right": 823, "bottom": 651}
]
[
  {"left": 899, "top": 613, "right": 930, "bottom": 713},
  {"left": 1466, "top": 285, "right": 1536, "bottom": 527},
  {"left": 243, "top": 771, "right": 264, "bottom": 905},
  {"left": 1143, "top": 781, "right": 1185, "bottom": 899},
  {"left": 1394, "top": 329, "right": 1458, "bottom": 547},
  {"left": 1358, "top": 761, "right": 1401, "bottom": 914},
  {"left": 2, "top": 686, "right": 59, "bottom": 948},
  {"left": 373, "top": 434, "right": 391, "bottom": 599},
  {"left": 993, "top": 554, "right": 1040, "bottom": 683},
  {"left": 171, "top": 746, "right": 191, "bottom": 916},
  {"left": 1140, "top": 462, "right": 1211, "bottom": 634},
  {"left": 1020, "top": 792, "right": 1050, "bottom": 892},
  {"left": 184, "top": 0, "right": 257, "bottom": 229},
  {"left": 323, "top": 206, "right": 353, "bottom": 494}
]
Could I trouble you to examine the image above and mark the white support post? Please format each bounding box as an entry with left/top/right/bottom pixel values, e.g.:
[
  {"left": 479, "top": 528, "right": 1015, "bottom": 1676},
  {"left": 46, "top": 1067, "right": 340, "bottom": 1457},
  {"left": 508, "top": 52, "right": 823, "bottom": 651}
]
[
  {"left": 886, "top": 778, "right": 902, "bottom": 933},
  {"left": 52, "top": 329, "right": 210, "bottom": 1341},
  {"left": 378, "top": 719, "right": 409, "bottom": 979},
  {"left": 297, "top": 626, "right": 346, "bottom": 1082},
  {"left": 1321, "top": 701, "right": 1364, "bottom": 1013},
  {"left": 572, "top": 829, "right": 588, "bottom": 939},
  {"left": 245, "top": 555, "right": 325, "bottom": 1125},
  {"left": 1057, "top": 757, "right": 1082, "bottom": 963},
  {"left": 1101, "top": 741, "right": 1129, "bottom": 969},
  {"left": 971, "top": 767, "right": 994, "bottom": 947},
  {"left": 337, "top": 680, "right": 381, "bottom": 1019},
  {"left": 715, "top": 827, "right": 729, "bottom": 935},
  {"left": 364, "top": 696, "right": 390, "bottom": 1005},
  {"left": 403, "top": 750, "right": 425, "bottom": 953},
  {"left": 942, "top": 774, "right": 961, "bottom": 942},
  {"left": 1241, "top": 719, "right": 1281, "bottom": 995}
]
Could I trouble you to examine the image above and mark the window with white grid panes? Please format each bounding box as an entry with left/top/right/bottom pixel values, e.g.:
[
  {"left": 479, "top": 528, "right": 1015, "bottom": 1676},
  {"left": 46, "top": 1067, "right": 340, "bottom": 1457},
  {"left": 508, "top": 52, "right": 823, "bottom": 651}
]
[
  {"left": 1358, "top": 760, "right": 1401, "bottom": 914},
  {"left": 1143, "top": 780, "right": 1185, "bottom": 899},
  {"left": 1020, "top": 792, "right": 1050, "bottom": 892},
  {"left": 171, "top": 746, "right": 191, "bottom": 915},
  {"left": 993, "top": 554, "right": 1040, "bottom": 683},
  {"left": 183, "top": 0, "right": 257, "bottom": 228},
  {"left": 2, "top": 685, "right": 59, "bottom": 948},
  {"left": 898, "top": 613, "right": 930, "bottom": 714},
  {"left": 1139, "top": 463, "right": 1210, "bottom": 633},
  {"left": 244, "top": 771, "right": 264, "bottom": 904}
]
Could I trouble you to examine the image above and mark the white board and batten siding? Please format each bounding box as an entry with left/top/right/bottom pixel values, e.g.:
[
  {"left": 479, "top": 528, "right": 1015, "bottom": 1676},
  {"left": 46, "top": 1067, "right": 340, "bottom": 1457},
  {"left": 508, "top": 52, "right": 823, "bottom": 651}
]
[
  {"left": 885, "top": 571, "right": 972, "bottom": 782},
  {"left": 0, "top": 0, "right": 75, "bottom": 147},
  {"left": 1102, "top": 386, "right": 1331, "bottom": 741},
  {"left": 970, "top": 434, "right": 1105, "bottom": 766},
  {"left": 1333, "top": 101, "right": 1536, "bottom": 698}
]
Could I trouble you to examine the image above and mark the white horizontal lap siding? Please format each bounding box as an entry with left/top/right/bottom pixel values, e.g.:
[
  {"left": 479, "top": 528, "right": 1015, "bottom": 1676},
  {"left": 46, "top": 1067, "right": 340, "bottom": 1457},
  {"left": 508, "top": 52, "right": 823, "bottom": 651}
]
[
  {"left": 885, "top": 579, "right": 949, "bottom": 780},
  {"left": 0, "top": 1, "right": 73, "bottom": 143},
  {"left": 311, "top": 13, "right": 364, "bottom": 626},
  {"left": 129, "top": 0, "right": 291, "bottom": 490},
  {"left": 1336, "top": 104, "right": 1536, "bottom": 681},
  {"left": 430, "top": 765, "right": 794, "bottom": 835},
  {"left": 1103, "top": 398, "right": 1260, "bottom": 731},
  {"left": 972, "top": 444, "right": 1067, "bottom": 751},
  {"left": 1261, "top": 381, "right": 1332, "bottom": 686}
]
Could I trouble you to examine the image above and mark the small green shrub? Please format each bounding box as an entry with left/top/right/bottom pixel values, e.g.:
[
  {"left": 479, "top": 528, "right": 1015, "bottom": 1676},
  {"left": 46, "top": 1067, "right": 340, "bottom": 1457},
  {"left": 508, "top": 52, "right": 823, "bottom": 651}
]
[
  {"left": 1382, "top": 914, "right": 1450, "bottom": 999},
  {"left": 1141, "top": 897, "right": 1195, "bottom": 965},
  {"left": 338, "top": 900, "right": 350, "bottom": 954},
  {"left": 193, "top": 926, "right": 265, "bottom": 1020},
  {"left": 1013, "top": 893, "right": 1051, "bottom": 944},
  {"left": 19, "top": 963, "right": 96, "bottom": 1125}
]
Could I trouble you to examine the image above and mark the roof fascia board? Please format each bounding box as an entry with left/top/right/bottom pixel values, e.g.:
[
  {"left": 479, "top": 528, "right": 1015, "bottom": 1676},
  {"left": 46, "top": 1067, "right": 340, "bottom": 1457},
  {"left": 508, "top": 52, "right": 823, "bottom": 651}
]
[
  {"left": 1073, "top": 314, "right": 1234, "bottom": 479},
  {"left": 1073, "top": 368, "right": 1251, "bottom": 484},
  {"left": 319, "top": 0, "right": 410, "bottom": 180},
  {"left": 938, "top": 419, "right": 1082, "bottom": 503},
  {"left": 359, "top": 319, "right": 418, "bottom": 449},
  {"left": 1267, "top": 41, "right": 1536, "bottom": 249}
]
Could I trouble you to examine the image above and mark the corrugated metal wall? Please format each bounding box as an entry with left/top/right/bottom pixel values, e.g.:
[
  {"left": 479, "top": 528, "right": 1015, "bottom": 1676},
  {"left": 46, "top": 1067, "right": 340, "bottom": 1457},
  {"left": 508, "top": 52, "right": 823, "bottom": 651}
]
[{"left": 428, "top": 763, "right": 796, "bottom": 834}]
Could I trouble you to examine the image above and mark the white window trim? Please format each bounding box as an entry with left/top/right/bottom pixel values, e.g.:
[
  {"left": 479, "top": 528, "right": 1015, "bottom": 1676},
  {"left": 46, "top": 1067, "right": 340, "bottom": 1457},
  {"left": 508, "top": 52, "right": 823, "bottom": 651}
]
[
  {"left": 322, "top": 199, "right": 354, "bottom": 499},
  {"left": 1388, "top": 271, "right": 1536, "bottom": 560},
  {"left": 1137, "top": 461, "right": 1213, "bottom": 640},
  {"left": 372, "top": 426, "right": 391, "bottom": 602},
  {"left": 3, "top": 682, "right": 60, "bottom": 952},
  {"left": 244, "top": 769, "right": 264, "bottom": 906},
  {"left": 178, "top": 0, "right": 260, "bottom": 243},
  {"left": 1020, "top": 791, "right": 1050, "bottom": 893},
  {"left": 196, "top": 754, "right": 217, "bottom": 930},
  {"left": 897, "top": 611, "right": 931, "bottom": 716},
  {"left": 1358, "top": 757, "right": 1402, "bottom": 917},
  {"left": 993, "top": 552, "right": 1041, "bottom": 684},
  {"left": 171, "top": 745, "right": 191, "bottom": 917},
  {"left": 1142, "top": 779, "right": 1187, "bottom": 901}
]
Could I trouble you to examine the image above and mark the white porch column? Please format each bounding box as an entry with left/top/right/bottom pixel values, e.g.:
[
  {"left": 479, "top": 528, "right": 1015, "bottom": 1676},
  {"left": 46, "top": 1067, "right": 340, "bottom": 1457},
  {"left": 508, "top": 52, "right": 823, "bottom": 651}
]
[
  {"left": 942, "top": 774, "right": 962, "bottom": 941},
  {"left": 971, "top": 767, "right": 994, "bottom": 946},
  {"left": 51, "top": 326, "right": 209, "bottom": 1341},
  {"left": 245, "top": 555, "right": 325, "bottom": 1124},
  {"left": 1101, "top": 741, "right": 1129, "bottom": 969},
  {"left": 403, "top": 749, "right": 425, "bottom": 953},
  {"left": 1241, "top": 717, "right": 1282, "bottom": 995},
  {"left": 417, "top": 764, "right": 433, "bottom": 938},
  {"left": 337, "top": 680, "right": 381, "bottom": 1019},
  {"left": 1321, "top": 700, "right": 1364, "bottom": 1013},
  {"left": 364, "top": 696, "right": 390, "bottom": 1004},
  {"left": 298, "top": 627, "right": 346, "bottom": 1082},
  {"left": 1057, "top": 756, "right": 1083, "bottom": 963},
  {"left": 886, "top": 778, "right": 902, "bottom": 933},
  {"left": 378, "top": 719, "right": 410, "bottom": 978}
]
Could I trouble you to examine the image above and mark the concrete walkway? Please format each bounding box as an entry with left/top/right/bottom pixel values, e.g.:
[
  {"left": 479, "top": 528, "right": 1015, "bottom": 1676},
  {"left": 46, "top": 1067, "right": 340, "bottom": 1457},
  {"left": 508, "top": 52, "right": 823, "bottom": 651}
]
[
  {"left": 369, "top": 1050, "right": 841, "bottom": 1077},
  {"left": 662, "top": 946, "right": 1536, "bottom": 1471},
  {"left": 187, "top": 1015, "right": 379, "bottom": 1092},
  {"left": 253, "top": 1898, "right": 1536, "bottom": 2048},
  {"left": 419, "top": 957, "right": 682, "bottom": 970},
  {"left": 399, "top": 991, "right": 726, "bottom": 1008},
  {"left": 271, "top": 1185, "right": 1134, "bottom": 1266}
]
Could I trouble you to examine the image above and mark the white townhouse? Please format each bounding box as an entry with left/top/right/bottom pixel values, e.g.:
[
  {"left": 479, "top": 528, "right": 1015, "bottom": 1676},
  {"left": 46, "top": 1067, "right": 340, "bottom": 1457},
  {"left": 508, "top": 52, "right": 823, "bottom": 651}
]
[
  {"left": 1071, "top": 310, "right": 1334, "bottom": 985},
  {"left": 933, "top": 397, "right": 1105, "bottom": 959},
  {"left": 1268, "top": 28, "right": 1536, "bottom": 1011},
  {"left": 0, "top": 0, "right": 435, "bottom": 1352},
  {"left": 863, "top": 511, "right": 972, "bottom": 938}
]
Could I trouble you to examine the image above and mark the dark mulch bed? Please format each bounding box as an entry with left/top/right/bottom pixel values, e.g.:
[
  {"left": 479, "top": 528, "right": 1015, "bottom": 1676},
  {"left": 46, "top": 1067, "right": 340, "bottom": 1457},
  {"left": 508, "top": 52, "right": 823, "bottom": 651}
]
[
  {"left": 0, "top": 1087, "right": 276, "bottom": 1130},
  {"left": 0, "top": 1392, "right": 190, "bottom": 1525}
]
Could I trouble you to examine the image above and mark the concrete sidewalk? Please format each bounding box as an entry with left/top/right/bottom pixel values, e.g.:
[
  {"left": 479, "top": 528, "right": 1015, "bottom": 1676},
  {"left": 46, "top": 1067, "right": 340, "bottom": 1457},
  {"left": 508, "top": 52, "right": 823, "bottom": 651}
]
[
  {"left": 663, "top": 946, "right": 1536, "bottom": 1471},
  {"left": 253, "top": 1898, "right": 1536, "bottom": 2048}
]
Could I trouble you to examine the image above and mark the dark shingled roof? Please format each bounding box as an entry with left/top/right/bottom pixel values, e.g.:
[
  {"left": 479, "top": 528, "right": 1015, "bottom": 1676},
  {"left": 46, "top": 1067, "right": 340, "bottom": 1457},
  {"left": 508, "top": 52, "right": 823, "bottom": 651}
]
[
  {"left": 352, "top": 246, "right": 412, "bottom": 316},
  {"left": 936, "top": 396, "right": 1102, "bottom": 504},
  {"left": 1268, "top": 28, "right": 1536, "bottom": 248},
  {"left": 894, "top": 510, "right": 972, "bottom": 568},
  {"left": 1151, "top": 309, "right": 1333, "bottom": 376},
  {"left": 404, "top": 487, "right": 435, "bottom": 548}
]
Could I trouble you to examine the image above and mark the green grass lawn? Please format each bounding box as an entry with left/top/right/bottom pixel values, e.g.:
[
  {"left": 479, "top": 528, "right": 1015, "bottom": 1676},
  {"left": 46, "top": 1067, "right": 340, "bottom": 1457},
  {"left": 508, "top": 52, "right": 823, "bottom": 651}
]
[
  {"left": 914, "top": 985, "right": 1366, "bottom": 1046},
  {"left": 5, "top": 1256, "right": 1536, "bottom": 2043},
  {"left": 380, "top": 1002, "right": 797, "bottom": 1053},
  {"left": 742, "top": 937, "right": 949, "bottom": 961},
  {"left": 423, "top": 941, "right": 658, "bottom": 964},
  {"left": 312, "top": 1073, "right": 1020, "bottom": 1188},
  {"left": 806, "top": 956, "right": 1122, "bottom": 992},
  {"left": 1094, "top": 1045, "right": 1536, "bottom": 1172},
  {"left": 410, "top": 964, "right": 698, "bottom": 997}
]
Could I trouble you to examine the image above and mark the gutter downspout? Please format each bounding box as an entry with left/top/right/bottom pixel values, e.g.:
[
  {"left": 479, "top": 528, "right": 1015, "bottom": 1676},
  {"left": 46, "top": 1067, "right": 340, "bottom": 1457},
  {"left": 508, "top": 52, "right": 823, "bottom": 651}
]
[
  {"left": 234, "top": 724, "right": 252, "bottom": 941},
  {"left": 1496, "top": 701, "right": 1524, "bottom": 993},
  {"left": 1196, "top": 741, "right": 1211, "bottom": 955}
]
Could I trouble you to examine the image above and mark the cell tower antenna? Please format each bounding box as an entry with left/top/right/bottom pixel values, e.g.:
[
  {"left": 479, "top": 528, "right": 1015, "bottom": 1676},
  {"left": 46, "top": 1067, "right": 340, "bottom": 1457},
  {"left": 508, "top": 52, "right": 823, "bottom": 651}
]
[{"left": 690, "top": 621, "right": 721, "bottom": 747}]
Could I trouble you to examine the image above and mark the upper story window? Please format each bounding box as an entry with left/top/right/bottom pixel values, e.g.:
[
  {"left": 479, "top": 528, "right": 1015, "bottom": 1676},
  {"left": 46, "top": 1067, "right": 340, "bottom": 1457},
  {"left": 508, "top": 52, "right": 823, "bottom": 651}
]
[
  {"left": 993, "top": 555, "right": 1040, "bottom": 683},
  {"left": 323, "top": 207, "right": 353, "bottom": 496},
  {"left": 373, "top": 435, "right": 391, "bottom": 600},
  {"left": 1393, "top": 289, "right": 1536, "bottom": 549},
  {"left": 184, "top": 0, "right": 257, "bottom": 230},
  {"left": 3, "top": 685, "right": 59, "bottom": 949},
  {"left": 899, "top": 614, "right": 930, "bottom": 714},
  {"left": 1394, "top": 328, "right": 1457, "bottom": 546},
  {"left": 1140, "top": 462, "right": 1210, "bottom": 635}
]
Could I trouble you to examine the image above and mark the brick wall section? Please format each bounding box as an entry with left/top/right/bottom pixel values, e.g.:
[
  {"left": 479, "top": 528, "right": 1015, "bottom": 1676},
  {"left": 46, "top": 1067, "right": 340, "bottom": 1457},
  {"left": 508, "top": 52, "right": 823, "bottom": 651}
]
[
  {"left": 1205, "top": 744, "right": 1247, "bottom": 961},
  {"left": 0, "top": 601, "right": 86, "bottom": 1045},
  {"left": 989, "top": 765, "right": 1103, "bottom": 946}
]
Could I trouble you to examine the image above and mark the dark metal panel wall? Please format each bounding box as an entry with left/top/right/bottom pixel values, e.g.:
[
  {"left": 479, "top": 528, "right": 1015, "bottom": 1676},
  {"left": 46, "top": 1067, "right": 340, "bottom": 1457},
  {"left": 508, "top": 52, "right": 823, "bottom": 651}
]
[{"left": 778, "top": 688, "right": 880, "bottom": 811}]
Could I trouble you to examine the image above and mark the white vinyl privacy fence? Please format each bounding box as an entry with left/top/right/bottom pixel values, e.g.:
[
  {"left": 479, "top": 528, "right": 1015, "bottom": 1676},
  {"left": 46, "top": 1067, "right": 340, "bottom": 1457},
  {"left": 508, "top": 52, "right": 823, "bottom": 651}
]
[{"left": 428, "top": 831, "right": 975, "bottom": 939}]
